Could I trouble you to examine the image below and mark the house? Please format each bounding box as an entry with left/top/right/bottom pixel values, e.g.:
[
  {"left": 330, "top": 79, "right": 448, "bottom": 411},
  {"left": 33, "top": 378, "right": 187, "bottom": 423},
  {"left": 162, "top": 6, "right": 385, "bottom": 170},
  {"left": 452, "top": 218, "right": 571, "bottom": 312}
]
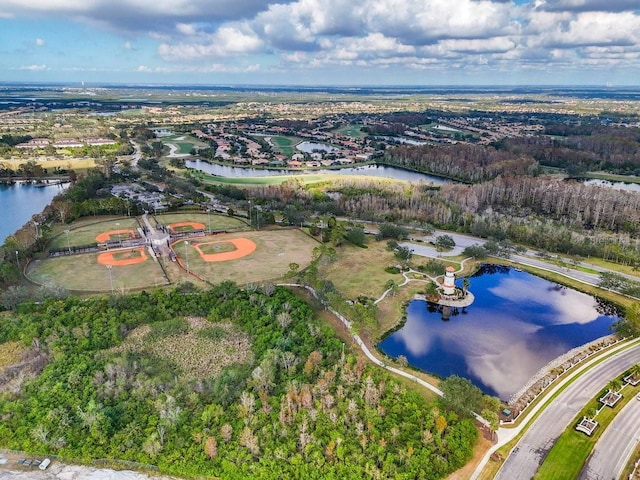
[{"left": 287, "top": 160, "right": 303, "bottom": 168}]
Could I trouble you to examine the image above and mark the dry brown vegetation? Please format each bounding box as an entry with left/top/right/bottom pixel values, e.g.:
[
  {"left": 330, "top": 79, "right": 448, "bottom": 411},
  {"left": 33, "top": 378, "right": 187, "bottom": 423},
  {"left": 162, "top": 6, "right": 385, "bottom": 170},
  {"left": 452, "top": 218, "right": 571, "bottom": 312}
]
[
  {"left": 0, "top": 341, "right": 24, "bottom": 369},
  {"left": 114, "top": 317, "right": 253, "bottom": 381}
]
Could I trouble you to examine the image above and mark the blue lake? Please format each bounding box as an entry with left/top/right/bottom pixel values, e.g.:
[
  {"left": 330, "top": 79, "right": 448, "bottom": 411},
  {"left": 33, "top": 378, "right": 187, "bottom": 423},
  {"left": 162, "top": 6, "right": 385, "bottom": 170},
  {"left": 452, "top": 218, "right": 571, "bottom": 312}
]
[
  {"left": 378, "top": 265, "right": 619, "bottom": 400},
  {"left": 186, "top": 160, "right": 448, "bottom": 184},
  {"left": 0, "top": 182, "right": 66, "bottom": 244}
]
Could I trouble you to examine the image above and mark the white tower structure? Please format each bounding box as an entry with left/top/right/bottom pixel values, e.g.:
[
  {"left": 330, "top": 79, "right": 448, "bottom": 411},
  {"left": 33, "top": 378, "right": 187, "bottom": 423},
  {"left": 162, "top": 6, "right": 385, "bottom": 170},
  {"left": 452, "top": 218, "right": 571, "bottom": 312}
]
[{"left": 442, "top": 266, "right": 456, "bottom": 295}]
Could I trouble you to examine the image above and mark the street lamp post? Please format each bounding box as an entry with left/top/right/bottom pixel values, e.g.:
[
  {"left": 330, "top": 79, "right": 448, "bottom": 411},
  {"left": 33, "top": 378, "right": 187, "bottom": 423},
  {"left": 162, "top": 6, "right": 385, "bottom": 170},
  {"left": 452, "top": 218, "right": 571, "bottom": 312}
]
[
  {"left": 64, "top": 229, "right": 71, "bottom": 253},
  {"left": 106, "top": 265, "right": 114, "bottom": 293},
  {"left": 184, "top": 241, "right": 190, "bottom": 274},
  {"left": 207, "top": 209, "right": 211, "bottom": 234},
  {"left": 15, "top": 250, "right": 19, "bottom": 269}
]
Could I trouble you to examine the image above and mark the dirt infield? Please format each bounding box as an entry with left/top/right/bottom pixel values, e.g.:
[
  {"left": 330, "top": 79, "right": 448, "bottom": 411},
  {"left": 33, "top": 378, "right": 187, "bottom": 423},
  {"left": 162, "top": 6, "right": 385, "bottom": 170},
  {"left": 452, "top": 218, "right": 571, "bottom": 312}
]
[
  {"left": 95, "top": 229, "right": 136, "bottom": 243},
  {"left": 168, "top": 222, "right": 205, "bottom": 234},
  {"left": 191, "top": 238, "right": 257, "bottom": 262},
  {"left": 97, "top": 248, "right": 148, "bottom": 266}
]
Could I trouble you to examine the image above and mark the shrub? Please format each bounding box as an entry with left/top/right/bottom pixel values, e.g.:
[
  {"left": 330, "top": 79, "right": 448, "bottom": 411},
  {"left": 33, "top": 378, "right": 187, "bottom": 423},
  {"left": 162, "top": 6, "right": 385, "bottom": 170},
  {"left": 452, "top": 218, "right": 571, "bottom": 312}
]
[{"left": 146, "top": 318, "right": 189, "bottom": 341}]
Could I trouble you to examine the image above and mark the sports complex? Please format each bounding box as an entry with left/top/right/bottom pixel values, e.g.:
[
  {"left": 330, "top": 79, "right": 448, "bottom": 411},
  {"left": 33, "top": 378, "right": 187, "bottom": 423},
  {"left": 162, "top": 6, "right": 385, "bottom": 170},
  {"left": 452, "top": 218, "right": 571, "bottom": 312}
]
[{"left": 26, "top": 212, "right": 318, "bottom": 292}]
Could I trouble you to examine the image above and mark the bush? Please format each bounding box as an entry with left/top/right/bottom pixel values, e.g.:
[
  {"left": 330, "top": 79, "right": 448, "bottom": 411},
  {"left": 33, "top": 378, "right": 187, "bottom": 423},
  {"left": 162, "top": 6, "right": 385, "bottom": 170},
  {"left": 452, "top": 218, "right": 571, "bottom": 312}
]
[
  {"left": 198, "top": 326, "right": 228, "bottom": 340},
  {"left": 146, "top": 318, "right": 189, "bottom": 341},
  {"left": 384, "top": 266, "right": 401, "bottom": 274}
]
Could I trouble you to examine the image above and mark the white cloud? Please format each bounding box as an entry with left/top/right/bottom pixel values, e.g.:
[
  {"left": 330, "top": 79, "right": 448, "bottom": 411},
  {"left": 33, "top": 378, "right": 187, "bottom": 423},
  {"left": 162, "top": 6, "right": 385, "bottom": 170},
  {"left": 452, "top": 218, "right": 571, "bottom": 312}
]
[
  {"left": 35, "top": 37, "right": 45, "bottom": 46},
  {"left": 158, "top": 25, "right": 263, "bottom": 60},
  {"left": 3, "top": 0, "right": 640, "bottom": 80},
  {"left": 14, "top": 64, "right": 48, "bottom": 71}
]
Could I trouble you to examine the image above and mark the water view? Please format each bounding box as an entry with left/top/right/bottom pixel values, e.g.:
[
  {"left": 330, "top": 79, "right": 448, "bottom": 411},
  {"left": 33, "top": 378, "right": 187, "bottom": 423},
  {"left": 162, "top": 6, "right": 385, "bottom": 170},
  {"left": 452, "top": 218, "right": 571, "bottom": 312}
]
[
  {"left": 295, "top": 141, "right": 339, "bottom": 153},
  {"left": 583, "top": 178, "right": 640, "bottom": 192},
  {"left": 186, "top": 160, "right": 448, "bottom": 184},
  {"left": 378, "top": 265, "right": 619, "bottom": 400},
  {"left": 0, "top": 182, "right": 66, "bottom": 243}
]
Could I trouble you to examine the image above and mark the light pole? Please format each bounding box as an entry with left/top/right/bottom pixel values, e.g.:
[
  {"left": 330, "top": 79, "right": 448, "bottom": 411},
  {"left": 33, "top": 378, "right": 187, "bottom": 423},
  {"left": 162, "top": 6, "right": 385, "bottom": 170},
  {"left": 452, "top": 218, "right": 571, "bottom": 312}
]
[
  {"left": 207, "top": 209, "right": 211, "bottom": 234},
  {"left": 15, "top": 250, "right": 19, "bottom": 269},
  {"left": 106, "top": 265, "right": 114, "bottom": 293},
  {"left": 184, "top": 241, "right": 190, "bottom": 274},
  {"left": 64, "top": 229, "right": 71, "bottom": 253}
]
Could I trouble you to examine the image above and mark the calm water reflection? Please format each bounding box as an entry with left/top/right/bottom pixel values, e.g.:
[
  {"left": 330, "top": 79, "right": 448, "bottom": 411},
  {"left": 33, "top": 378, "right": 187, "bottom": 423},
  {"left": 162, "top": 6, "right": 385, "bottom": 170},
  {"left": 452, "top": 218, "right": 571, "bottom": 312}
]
[
  {"left": 0, "top": 183, "right": 66, "bottom": 243},
  {"left": 186, "top": 160, "right": 448, "bottom": 184},
  {"left": 378, "top": 265, "right": 618, "bottom": 400}
]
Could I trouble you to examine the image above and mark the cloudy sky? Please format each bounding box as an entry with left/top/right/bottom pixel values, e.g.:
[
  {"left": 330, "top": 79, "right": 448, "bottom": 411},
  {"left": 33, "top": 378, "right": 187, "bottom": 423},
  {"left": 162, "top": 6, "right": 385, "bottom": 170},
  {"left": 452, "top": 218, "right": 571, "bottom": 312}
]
[{"left": 1, "top": 0, "right": 639, "bottom": 85}]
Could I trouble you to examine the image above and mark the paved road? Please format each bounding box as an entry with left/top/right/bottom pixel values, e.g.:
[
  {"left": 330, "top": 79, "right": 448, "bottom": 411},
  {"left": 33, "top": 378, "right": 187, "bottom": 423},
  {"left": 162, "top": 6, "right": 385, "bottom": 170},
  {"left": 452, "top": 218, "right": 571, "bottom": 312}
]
[
  {"left": 579, "top": 394, "right": 640, "bottom": 480},
  {"left": 495, "top": 345, "right": 640, "bottom": 480}
]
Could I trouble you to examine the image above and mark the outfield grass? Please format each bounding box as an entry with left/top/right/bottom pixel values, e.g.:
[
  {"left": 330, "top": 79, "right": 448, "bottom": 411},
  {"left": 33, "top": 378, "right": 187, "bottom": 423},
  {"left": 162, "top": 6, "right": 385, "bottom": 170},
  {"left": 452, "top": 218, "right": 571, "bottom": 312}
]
[
  {"left": 27, "top": 250, "right": 168, "bottom": 292},
  {"left": 173, "top": 229, "right": 318, "bottom": 285},
  {"left": 154, "top": 212, "right": 248, "bottom": 231},
  {"left": 48, "top": 217, "right": 140, "bottom": 249},
  {"left": 536, "top": 382, "right": 640, "bottom": 479}
]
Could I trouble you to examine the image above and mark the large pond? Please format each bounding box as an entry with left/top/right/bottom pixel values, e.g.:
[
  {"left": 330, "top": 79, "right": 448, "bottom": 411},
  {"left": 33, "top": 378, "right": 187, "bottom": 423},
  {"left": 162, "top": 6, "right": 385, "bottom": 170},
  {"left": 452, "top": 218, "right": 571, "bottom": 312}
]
[
  {"left": 378, "top": 265, "right": 619, "bottom": 400},
  {"left": 186, "top": 160, "right": 448, "bottom": 184},
  {"left": 0, "top": 182, "right": 67, "bottom": 244},
  {"left": 296, "top": 141, "right": 339, "bottom": 153}
]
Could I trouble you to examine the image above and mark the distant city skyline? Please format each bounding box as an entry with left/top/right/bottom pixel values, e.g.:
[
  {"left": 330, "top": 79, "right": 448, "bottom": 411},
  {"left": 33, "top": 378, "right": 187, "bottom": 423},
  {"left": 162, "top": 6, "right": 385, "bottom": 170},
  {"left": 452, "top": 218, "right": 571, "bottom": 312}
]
[{"left": 1, "top": 0, "right": 639, "bottom": 86}]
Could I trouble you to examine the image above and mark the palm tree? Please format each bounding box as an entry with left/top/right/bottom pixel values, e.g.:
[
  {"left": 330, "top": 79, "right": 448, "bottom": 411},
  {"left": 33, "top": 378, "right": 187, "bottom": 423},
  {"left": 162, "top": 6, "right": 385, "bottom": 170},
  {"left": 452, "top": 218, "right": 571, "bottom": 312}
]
[
  {"left": 462, "top": 277, "right": 470, "bottom": 295},
  {"left": 608, "top": 378, "right": 622, "bottom": 393}
]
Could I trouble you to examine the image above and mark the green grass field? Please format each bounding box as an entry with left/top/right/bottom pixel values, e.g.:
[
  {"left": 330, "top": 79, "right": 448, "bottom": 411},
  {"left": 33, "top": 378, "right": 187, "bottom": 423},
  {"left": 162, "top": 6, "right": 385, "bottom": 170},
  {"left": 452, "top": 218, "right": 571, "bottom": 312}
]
[
  {"left": 154, "top": 212, "right": 248, "bottom": 231},
  {"left": 49, "top": 217, "right": 140, "bottom": 249},
  {"left": 27, "top": 250, "right": 168, "bottom": 292},
  {"left": 270, "top": 136, "right": 300, "bottom": 157},
  {"left": 173, "top": 229, "right": 318, "bottom": 285},
  {"left": 198, "top": 241, "right": 237, "bottom": 255},
  {"left": 334, "top": 124, "right": 367, "bottom": 138},
  {"left": 193, "top": 170, "right": 405, "bottom": 186},
  {"left": 161, "top": 134, "right": 209, "bottom": 154},
  {"left": 319, "top": 239, "right": 400, "bottom": 300}
]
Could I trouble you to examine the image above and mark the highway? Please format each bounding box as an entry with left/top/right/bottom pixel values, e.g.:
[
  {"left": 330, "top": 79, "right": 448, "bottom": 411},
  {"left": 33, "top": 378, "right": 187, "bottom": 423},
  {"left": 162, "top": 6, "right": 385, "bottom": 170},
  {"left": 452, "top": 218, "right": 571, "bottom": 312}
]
[
  {"left": 579, "top": 393, "right": 640, "bottom": 480},
  {"left": 495, "top": 344, "right": 640, "bottom": 480}
]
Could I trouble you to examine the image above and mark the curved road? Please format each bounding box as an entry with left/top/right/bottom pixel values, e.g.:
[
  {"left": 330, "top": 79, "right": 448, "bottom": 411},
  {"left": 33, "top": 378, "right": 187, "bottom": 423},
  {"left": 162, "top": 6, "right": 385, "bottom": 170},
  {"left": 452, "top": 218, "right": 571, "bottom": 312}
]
[
  {"left": 495, "top": 344, "right": 640, "bottom": 480},
  {"left": 579, "top": 392, "right": 640, "bottom": 480}
]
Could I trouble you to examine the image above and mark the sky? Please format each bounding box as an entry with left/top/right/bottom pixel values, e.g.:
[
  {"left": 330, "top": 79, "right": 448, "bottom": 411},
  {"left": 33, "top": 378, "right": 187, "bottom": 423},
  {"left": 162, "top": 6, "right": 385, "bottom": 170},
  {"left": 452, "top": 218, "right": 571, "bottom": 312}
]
[{"left": 1, "top": 0, "right": 639, "bottom": 86}]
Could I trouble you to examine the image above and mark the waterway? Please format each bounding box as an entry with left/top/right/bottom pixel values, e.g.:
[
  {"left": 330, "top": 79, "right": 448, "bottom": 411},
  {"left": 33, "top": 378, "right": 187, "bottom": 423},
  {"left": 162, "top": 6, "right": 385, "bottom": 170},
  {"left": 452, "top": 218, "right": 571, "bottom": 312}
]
[
  {"left": 377, "top": 265, "right": 619, "bottom": 400},
  {"left": 0, "top": 182, "right": 66, "bottom": 244},
  {"left": 583, "top": 178, "right": 640, "bottom": 192},
  {"left": 186, "top": 160, "right": 448, "bottom": 184}
]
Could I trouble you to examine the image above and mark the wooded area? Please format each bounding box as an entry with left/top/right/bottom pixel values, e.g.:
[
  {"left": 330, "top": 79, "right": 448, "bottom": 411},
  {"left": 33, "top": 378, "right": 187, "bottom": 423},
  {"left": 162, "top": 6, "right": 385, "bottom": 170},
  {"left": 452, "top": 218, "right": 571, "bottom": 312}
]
[{"left": 0, "top": 285, "right": 477, "bottom": 479}]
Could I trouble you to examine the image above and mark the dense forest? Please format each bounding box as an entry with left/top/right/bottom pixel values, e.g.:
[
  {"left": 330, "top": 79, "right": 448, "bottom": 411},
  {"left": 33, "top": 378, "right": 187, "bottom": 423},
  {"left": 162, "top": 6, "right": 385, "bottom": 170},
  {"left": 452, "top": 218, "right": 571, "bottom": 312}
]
[
  {"left": 497, "top": 126, "right": 640, "bottom": 175},
  {"left": 383, "top": 143, "right": 538, "bottom": 182},
  {"left": 0, "top": 285, "right": 477, "bottom": 479}
]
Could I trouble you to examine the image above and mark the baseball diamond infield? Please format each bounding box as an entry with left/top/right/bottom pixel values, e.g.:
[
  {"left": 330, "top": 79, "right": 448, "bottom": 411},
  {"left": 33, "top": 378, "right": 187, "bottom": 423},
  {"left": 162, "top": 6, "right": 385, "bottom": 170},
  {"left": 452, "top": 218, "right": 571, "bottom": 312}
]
[
  {"left": 168, "top": 222, "right": 205, "bottom": 234},
  {"left": 95, "top": 229, "right": 137, "bottom": 243},
  {"left": 191, "top": 238, "right": 257, "bottom": 262},
  {"left": 97, "top": 248, "right": 148, "bottom": 266}
]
